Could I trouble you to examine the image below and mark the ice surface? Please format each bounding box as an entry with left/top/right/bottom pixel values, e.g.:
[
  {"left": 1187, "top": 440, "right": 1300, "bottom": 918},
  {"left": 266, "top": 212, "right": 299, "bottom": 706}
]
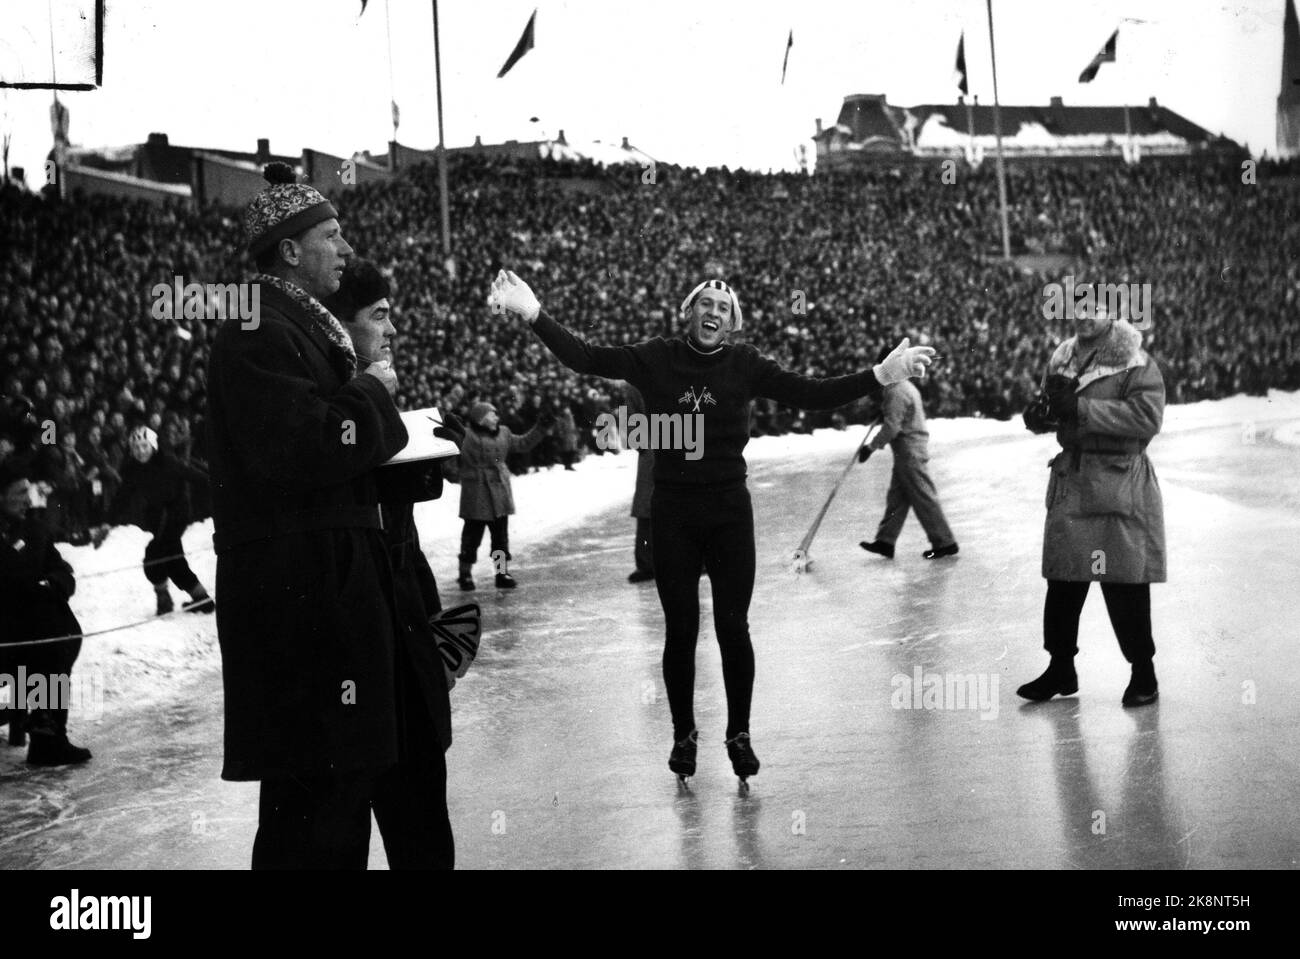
[{"left": 2, "top": 391, "right": 1298, "bottom": 868}]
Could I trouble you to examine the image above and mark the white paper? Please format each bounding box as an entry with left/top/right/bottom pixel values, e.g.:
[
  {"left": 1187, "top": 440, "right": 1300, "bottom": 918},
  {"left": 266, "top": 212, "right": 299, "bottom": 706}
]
[{"left": 384, "top": 407, "right": 461, "bottom": 465}]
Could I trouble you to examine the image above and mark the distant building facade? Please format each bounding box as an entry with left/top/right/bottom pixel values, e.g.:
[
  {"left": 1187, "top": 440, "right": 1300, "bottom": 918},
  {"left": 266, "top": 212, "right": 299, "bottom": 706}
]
[{"left": 813, "top": 93, "right": 1243, "bottom": 172}]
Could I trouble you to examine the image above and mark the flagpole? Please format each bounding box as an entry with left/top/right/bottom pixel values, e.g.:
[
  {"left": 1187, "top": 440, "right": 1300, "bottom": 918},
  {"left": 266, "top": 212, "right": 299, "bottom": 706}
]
[
  {"left": 985, "top": 0, "right": 1011, "bottom": 260},
  {"left": 384, "top": 0, "right": 399, "bottom": 143},
  {"left": 432, "top": 0, "right": 452, "bottom": 266}
]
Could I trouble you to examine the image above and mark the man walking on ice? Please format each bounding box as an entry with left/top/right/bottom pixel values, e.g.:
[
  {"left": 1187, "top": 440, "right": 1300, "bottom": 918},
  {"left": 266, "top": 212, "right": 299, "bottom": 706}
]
[{"left": 489, "top": 270, "right": 934, "bottom": 785}]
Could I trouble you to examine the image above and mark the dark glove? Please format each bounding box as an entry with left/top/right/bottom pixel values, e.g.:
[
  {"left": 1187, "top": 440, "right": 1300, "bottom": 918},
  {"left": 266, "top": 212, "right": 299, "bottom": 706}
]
[
  {"left": 1044, "top": 374, "right": 1079, "bottom": 421},
  {"left": 857, "top": 445, "right": 875, "bottom": 464},
  {"left": 433, "top": 411, "right": 467, "bottom": 449},
  {"left": 1023, "top": 395, "right": 1058, "bottom": 434}
]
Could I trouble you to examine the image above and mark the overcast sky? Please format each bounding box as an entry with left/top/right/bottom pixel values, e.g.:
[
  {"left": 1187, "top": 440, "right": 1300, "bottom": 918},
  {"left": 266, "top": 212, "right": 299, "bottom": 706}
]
[{"left": 0, "top": 0, "right": 1290, "bottom": 184}]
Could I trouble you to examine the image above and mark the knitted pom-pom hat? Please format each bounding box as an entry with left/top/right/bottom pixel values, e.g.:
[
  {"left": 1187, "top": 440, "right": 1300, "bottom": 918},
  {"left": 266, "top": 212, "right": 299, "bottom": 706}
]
[{"left": 243, "top": 162, "right": 339, "bottom": 257}]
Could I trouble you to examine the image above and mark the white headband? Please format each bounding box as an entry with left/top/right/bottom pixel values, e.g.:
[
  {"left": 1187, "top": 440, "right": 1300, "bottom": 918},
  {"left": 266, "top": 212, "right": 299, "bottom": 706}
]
[{"left": 680, "top": 279, "right": 743, "bottom": 332}]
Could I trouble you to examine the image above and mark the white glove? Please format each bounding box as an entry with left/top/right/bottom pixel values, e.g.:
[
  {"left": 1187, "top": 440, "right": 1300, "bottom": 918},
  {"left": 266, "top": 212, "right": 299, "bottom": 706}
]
[
  {"left": 488, "top": 269, "right": 541, "bottom": 322},
  {"left": 873, "top": 338, "right": 936, "bottom": 385}
]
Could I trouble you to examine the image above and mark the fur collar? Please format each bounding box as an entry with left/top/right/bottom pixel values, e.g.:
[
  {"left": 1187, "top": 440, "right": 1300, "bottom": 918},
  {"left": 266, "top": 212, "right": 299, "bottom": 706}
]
[{"left": 1048, "top": 320, "right": 1146, "bottom": 389}]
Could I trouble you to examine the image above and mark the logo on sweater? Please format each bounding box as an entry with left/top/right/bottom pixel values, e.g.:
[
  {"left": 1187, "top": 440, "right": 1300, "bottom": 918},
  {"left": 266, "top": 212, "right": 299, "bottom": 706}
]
[{"left": 677, "top": 386, "right": 716, "bottom": 413}]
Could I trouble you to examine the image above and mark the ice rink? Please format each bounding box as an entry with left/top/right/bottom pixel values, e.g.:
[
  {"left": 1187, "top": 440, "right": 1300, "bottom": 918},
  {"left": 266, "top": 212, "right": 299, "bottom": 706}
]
[{"left": 2, "top": 393, "right": 1298, "bottom": 869}]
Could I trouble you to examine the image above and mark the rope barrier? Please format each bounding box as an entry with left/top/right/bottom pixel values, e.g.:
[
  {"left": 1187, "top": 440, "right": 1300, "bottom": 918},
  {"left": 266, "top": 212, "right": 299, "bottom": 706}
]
[{"left": 0, "top": 600, "right": 216, "bottom": 649}]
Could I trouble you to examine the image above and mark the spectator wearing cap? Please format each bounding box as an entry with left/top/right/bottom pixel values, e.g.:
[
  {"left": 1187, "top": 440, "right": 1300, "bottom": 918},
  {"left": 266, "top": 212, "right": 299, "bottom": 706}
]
[
  {"left": 205, "top": 163, "right": 409, "bottom": 870},
  {"left": 445, "top": 399, "right": 548, "bottom": 591},
  {"left": 325, "top": 258, "right": 459, "bottom": 869},
  {"left": 0, "top": 460, "right": 93, "bottom": 766}
]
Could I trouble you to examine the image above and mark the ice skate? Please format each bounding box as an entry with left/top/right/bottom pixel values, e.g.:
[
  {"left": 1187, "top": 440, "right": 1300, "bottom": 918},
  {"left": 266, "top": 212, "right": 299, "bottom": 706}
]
[
  {"left": 155, "top": 586, "right": 174, "bottom": 616},
  {"left": 669, "top": 729, "right": 698, "bottom": 785},
  {"left": 725, "top": 732, "right": 760, "bottom": 786}
]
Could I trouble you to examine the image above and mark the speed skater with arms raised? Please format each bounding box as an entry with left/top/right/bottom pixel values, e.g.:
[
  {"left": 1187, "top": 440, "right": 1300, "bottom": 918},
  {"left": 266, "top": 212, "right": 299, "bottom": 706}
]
[{"left": 490, "top": 270, "right": 935, "bottom": 785}]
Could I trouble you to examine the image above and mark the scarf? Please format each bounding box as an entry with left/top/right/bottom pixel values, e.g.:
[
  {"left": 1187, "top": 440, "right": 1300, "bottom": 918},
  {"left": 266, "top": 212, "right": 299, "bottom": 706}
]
[{"left": 255, "top": 274, "right": 358, "bottom": 377}]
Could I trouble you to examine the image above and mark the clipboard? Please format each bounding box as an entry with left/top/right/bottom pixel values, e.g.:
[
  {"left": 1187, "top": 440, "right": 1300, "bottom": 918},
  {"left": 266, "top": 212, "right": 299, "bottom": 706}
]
[{"left": 383, "top": 406, "right": 461, "bottom": 465}]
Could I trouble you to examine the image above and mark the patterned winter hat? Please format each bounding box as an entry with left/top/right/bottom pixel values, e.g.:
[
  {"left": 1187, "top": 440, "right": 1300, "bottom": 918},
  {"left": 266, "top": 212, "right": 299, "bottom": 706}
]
[
  {"left": 680, "top": 279, "right": 743, "bottom": 331},
  {"left": 243, "top": 162, "right": 339, "bottom": 257}
]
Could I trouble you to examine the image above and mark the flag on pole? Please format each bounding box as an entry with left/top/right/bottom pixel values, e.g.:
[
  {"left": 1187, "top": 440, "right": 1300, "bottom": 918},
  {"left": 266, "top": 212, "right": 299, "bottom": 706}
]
[
  {"left": 391, "top": 100, "right": 400, "bottom": 132},
  {"left": 359, "top": 0, "right": 368, "bottom": 15},
  {"left": 498, "top": 10, "right": 537, "bottom": 78},
  {"left": 1078, "top": 29, "right": 1117, "bottom": 83},
  {"left": 953, "top": 31, "right": 967, "bottom": 95},
  {"left": 781, "top": 30, "right": 794, "bottom": 85}
]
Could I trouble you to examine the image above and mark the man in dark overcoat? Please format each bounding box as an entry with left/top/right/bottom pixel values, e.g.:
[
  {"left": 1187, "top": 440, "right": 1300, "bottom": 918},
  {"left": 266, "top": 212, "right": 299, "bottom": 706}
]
[
  {"left": 206, "top": 164, "right": 409, "bottom": 868},
  {"left": 0, "top": 461, "right": 93, "bottom": 765}
]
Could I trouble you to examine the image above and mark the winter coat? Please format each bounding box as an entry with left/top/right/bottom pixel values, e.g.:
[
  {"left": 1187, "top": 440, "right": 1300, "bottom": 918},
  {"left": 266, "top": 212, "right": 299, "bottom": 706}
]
[
  {"left": 451, "top": 422, "right": 544, "bottom": 521},
  {"left": 109, "top": 452, "right": 208, "bottom": 540},
  {"left": 1041, "top": 321, "right": 1166, "bottom": 584},
  {"left": 869, "top": 380, "right": 930, "bottom": 461},
  {"left": 375, "top": 460, "right": 453, "bottom": 752},
  {"left": 625, "top": 386, "right": 654, "bottom": 519},
  {"left": 0, "top": 513, "right": 82, "bottom": 678},
  {"left": 206, "top": 282, "right": 408, "bottom": 781}
]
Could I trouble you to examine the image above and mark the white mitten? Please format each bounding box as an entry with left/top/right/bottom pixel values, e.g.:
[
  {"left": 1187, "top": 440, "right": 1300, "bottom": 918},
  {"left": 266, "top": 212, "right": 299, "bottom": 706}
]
[
  {"left": 873, "top": 338, "right": 936, "bottom": 385},
  {"left": 488, "top": 269, "right": 541, "bottom": 322}
]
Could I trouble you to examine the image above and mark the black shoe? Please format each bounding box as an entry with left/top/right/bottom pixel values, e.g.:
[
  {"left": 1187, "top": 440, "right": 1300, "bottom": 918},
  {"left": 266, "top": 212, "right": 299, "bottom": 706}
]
[
  {"left": 725, "top": 733, "right": 760, "bottom": 781},
  {"left": 27, "top": 733, "right": 92, "bottom": 767},
  {"left": 1017, "top": 658, "right": 1079, "bottom": 701},
  {"left": 627, "top": 569, "right": 655, "bottom": 583},
  {"left": 495, "top": 573, "right": 517, "bottom": 589},
  {"left": 5, "top": 712, "right": 26, "bottom": 748},
  {"left": 669, "top": 729, "right": 699, "bottom": 778},
  {"left": 860, "top": 540, "right": 895, "bottom": 559},
  {"left": 1122, "top": 660, "right": 1159, "bottom": 707},
  {"left": 458, "top": 576, "right": 476, "bottom": 591},
  {"left": 922, "top": 542, "right": 959, "bottom": 559},
  {"left": 156, "top": 591, "right": 174, "bottom": 615},
  {"left": 185, "top": 597, "right": 215, "bottom": 614}
]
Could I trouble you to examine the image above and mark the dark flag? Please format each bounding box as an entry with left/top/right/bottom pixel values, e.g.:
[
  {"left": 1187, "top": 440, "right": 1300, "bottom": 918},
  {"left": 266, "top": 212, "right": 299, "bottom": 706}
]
[
  {"left": 1079, "top": 29, "right": 1118, "bottom": 83},
  {"left": 359, "top": 0, "right": 368, "bottom": 15},
  {"left": 781, "top": 30, "right": 794, "bottom": 85},
  {"left": 498, "top": 9, "right": 537, "bottom": 79},
  {"left": 954, "top": 32, "right": 967, "bottom": 95}
]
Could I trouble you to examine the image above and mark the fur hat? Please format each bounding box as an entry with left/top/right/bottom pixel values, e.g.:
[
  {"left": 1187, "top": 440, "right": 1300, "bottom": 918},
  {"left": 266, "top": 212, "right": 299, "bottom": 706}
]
[
  {"left": 680, "top": 279, "right": 743, "bottom": 331},
  {"left": 469, "top": 402, "right": 497, "bottom": 427},
  {"left": 323, "top": 259, "right": 391, "bottom": 322},
  {"left": 243, "top": 162, "right": 339, "bottom": 257}
]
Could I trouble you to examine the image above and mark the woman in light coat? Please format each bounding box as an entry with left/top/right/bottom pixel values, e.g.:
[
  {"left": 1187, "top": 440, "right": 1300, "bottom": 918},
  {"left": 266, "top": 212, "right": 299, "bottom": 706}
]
[{"left": 1020, "top": 307, "right": 1166, "bottom": 707}]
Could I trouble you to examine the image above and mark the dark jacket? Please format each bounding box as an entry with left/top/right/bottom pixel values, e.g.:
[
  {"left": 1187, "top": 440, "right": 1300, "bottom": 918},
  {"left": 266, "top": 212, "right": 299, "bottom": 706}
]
[
  {"left": 206, "top": 282, "right": 408, "bottom": 781},
  {"left": 376, "top": 461, "right": 453, "bottom": 752},
  {"left": 0, "top": 512, "right": 82, "bottom": 677},
  {"left": 109, "top": 452, "right": 208, "bottom": 540}
]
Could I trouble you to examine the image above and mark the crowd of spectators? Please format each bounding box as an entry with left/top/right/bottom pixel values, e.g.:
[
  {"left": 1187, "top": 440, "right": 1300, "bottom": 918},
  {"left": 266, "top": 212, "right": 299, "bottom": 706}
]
[{"left": 1, "top": 150, "right": 1296, "bottom": 542}]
